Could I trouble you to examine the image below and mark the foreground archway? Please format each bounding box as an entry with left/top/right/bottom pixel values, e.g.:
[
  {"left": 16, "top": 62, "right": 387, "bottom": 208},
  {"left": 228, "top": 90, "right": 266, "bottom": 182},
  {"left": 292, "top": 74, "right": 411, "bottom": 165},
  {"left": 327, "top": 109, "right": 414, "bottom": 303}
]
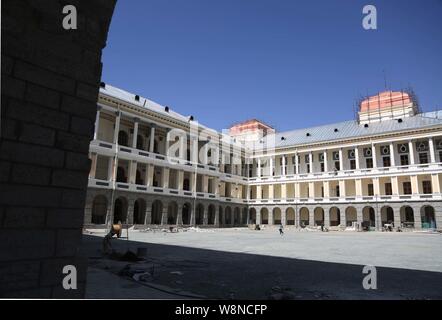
[
  {"left": 273, "top": 207, "right": 282, "bottom": 225},
  {"left": 314, "top": 207, "right": 324, "bottom": 226},
  {"left": 261, "top": 208, "right": 269, "bottom": 225},
  {"left": 167, "top": 201, "right": 178, "bottom": 225},
  {"left": 345, "top": 207, "right": 357, "bottom": 227},
  {"left": 380, "top": 206, "right": 394, "bottom": 226},
  {"left": 182, "top": 203, "right": 191, "bottom": 225},
  {"left": 249, "top": 208, "right": 257, "bottom": 224},
  {"left": 299, "top": 207, "right": 309, "bottom": 226},
  {"left": 362, "top": 206, "right": 376, "bottom": 229},
  {"left": 400, "top": 206, "right": 414, "bottom": 228},
  {"left": 151, "top": 200, "right": 163, "bottom": 225}
]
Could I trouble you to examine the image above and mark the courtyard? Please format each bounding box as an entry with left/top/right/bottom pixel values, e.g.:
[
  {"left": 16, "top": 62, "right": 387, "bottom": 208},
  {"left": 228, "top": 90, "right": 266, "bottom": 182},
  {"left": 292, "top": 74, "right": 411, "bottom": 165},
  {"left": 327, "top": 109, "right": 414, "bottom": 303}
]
[{"left": 82, "top": 228, "right": 442, "bottom": 299}]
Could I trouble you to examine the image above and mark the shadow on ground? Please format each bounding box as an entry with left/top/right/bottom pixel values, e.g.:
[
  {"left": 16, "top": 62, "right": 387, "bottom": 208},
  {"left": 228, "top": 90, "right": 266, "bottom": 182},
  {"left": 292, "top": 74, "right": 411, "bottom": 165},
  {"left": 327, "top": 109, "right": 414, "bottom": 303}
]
[{"left": 81, "top": 234, "right": 442, "bottom": 300}]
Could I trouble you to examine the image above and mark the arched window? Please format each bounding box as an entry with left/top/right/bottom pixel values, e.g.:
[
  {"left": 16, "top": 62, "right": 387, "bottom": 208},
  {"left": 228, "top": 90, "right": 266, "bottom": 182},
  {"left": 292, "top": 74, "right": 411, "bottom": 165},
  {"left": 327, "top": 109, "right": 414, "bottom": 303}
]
[{"left": 91, "top": 196, "right": 107, "bottom": 224}]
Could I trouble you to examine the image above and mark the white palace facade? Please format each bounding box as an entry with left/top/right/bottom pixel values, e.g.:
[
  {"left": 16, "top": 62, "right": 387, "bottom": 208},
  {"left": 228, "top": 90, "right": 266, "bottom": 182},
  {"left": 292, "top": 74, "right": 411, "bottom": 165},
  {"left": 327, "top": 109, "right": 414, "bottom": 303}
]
[{"left": 84, "top": 84, "right": 442, "bottom": 231}]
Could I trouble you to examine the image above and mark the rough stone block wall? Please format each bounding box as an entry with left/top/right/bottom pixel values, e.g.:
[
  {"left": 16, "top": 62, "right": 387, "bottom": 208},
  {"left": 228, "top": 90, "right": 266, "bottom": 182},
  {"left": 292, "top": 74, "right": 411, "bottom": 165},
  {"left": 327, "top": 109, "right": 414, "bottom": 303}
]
[{"left": 0, "top": 0, "right": 116, "bottom": 297}]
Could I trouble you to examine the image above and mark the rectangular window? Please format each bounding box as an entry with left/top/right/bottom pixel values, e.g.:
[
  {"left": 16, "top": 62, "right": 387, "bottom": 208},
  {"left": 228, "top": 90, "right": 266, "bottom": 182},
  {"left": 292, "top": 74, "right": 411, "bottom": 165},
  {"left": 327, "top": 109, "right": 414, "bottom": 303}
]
[
  {"left": 306, "top": 164, "right": 310, "bottom": 173},
  {"left": 419, "top": 152, "right": 428, "bottom": 164},
  {"left": 366, "top": 158, "right": 373, "bottom": 169},
  {"left": 368, "top": 184, "right": 374, "bottom": 196},
  {"left": 383, "top": 156, "right": 391, "bottom": 167},
  {"left": 439, "top": 151, "right": 442, "bottom": 162},
  {"left": 320, "top": 162, "right": 325, "bottom": 172},
  {"left": 400, "top": 154, "right": 409, "bottom": 166},
  {"left": 422, "top": 180, "right": 432, "bottom": 194},
  {"left": 336, "top": 185, "right": 340, "bottom": 197},
  {"left": 403, "top": 182, "right": 412, "bottom": 195},
  {"left": 334, "top": 161, "right": 340, "bottom": 171},
  {"left": 385, "top": 183, "right": 392, "bottom": 195},
  {"left": 350, "top": 159, "right": 356, "bottom": 170}
]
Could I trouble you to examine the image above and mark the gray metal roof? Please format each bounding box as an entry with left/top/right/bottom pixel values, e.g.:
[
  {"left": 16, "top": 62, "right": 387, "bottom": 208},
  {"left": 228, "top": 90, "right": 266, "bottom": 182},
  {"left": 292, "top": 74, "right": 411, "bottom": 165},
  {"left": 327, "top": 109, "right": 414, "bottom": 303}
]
[{"left": 269, "top": 111, "right": 442, "bottom": 149}]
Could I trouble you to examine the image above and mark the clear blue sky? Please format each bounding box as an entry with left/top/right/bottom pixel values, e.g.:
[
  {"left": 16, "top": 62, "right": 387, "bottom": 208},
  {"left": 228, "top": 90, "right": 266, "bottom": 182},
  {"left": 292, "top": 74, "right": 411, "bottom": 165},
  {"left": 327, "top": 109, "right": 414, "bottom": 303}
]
[{"left": 102, "top": 0, "right": 442, "bottom": 132}]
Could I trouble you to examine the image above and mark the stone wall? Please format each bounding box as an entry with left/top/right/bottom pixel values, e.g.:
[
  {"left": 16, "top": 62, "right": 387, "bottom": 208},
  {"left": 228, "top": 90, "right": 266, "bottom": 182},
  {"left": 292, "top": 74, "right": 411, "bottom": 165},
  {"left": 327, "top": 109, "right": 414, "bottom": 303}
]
[{"left": 0, "top": 0, "right": 116, "bottom": 297}]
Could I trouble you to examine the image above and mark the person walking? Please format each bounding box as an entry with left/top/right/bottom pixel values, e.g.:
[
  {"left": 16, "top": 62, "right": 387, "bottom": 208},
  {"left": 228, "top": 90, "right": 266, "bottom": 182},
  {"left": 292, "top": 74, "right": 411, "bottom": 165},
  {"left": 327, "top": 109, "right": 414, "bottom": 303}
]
[{"left": 279, "top": 224, "right": 284, "bottom": 236}]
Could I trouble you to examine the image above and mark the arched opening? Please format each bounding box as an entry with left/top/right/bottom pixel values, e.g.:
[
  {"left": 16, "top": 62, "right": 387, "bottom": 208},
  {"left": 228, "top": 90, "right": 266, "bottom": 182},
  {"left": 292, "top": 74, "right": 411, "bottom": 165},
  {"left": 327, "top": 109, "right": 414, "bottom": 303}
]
[
  {"left": 118, "top": 130, "right": 128, "bottom": 146},
  {"left": 218, "top": 206, "right": 224, "bottom": 225},
  {"left": 182, "top": 203, "right": 191, "bottom": 225},
  {"left": 242, "top": 207, "right": 248, "bottom": 224},
  {"left": 362, "top": 206, "right": 376, "bottom": 229},
  {"left": 151, "top": 200, "right": 163, "bottom": 225},
  {"left": 273, "top": 207, "right": 282, "bottom": 225},
  {"left": 234, "top": 207, "right": 240, "bottom": 225},
  {"left": 167, "top": 201, "right": 178, "bottom": 225},
  {"left": 133, "top": 198, "right": 146, "bottom": 224},
  {"left": 299, "top": 207, "right": 309, "bottom": 226},
  {"left": 249, "top": 208, "right": 256, "bottom": 224},
  {"left": 208, "top": 204, "right": 216, "bottom": 225},
  {"left": 400, "top": 206, "right": 414, "bottom": 228},
  {"left": 286, "top": 207, "right": 295, "bottom": 225},
  {"left": 225, "top": 207, "right": 232, "bottom": 225},
  {"left": 381, "top": 206, "right": 394, "bottom": 226},
  {"left": 329, "top": 207, "right": 340, "bottom": 226},
  {"left": 113, "top": 197, "right": 128, "bottom": 224},
  {"left": 421, "top": 205, "right": 436, "bottom": 229},
  {"left": 260, "top": 208, "right": 269, "bottom": 225},
  {"left": 195, "top": 204, "right": 204, "bottom": 225},
  {"left": 91, "top": 195, "right": 107, "bottom": 224},
  {"left": 116, "top": 166, "right": 126, "bottom": 182},
  {"left": 136, "top": 135, "right": 144, "bottom": 150},
  {"left": 314, "top": 207, "right": 324, "bottom": 226},
  {"left": 345, "top": 206, "right": 357, "bottom": 227}
]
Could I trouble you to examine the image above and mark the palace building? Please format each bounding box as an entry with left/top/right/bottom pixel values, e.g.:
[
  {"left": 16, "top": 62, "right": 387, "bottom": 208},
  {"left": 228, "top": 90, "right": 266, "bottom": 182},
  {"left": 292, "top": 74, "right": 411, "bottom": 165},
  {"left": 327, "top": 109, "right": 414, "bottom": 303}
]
[{"left": 85, "top": 85, "right": 442, "bottom": 231}]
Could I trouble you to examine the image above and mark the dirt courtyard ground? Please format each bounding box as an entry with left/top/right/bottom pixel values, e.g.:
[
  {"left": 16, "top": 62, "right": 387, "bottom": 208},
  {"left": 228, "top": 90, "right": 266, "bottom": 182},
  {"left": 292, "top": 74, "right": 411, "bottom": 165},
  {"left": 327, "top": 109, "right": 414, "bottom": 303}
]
[{"left": 82, "top": 228, "right": 442, "bottom": 299}]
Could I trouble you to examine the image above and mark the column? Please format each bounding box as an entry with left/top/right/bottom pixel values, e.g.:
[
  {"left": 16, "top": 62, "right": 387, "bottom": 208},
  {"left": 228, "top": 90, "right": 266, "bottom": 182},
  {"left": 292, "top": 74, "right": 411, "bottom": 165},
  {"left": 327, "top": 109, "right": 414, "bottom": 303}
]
[
  {"left": 177, "top": 204, "right": 183, "bottom": 226},
  {"left": 108, "top": 157, "right": 116, "bottom": 181},
  {"left": 89, "top": 153, "right": 98, "bottom": 178},
  {"left": 308, "top": 182, "right": 315, "bottom": 198},
  {"left": 393, "top": 207, "right": 401, "bottom": 229},
  {"left": 281, "top": 208, "right": 287, "bottom": 226},
  {"left": 132, "top": 118, "right": 139, "bottom": 149},
  {"left": 203, "top": 175, "right": 209, "bottom": 193},
  {"left": 203, "top": 205, "right": 208, "bottom": 225},
  {"left": 339, "top": 148, "right": 344, "bottom": 171},
  {"left": 256, "top": 185, "right": 262, "bottom": 200},
  {"left": 163, "top": 168, "right": 170, "bottom": 189},
  {"left": 355, "top": 179, "right": 362, "bottom": 198},
  {"left": 144, "top": 203, "right": 152, "bottom": 225},
  {"left": 409, "top": 140, "right": 415, "bottom": 165},
  {"left": 339, "top": 180, "right": 346, "bottom": 198},
  {"left": 93, "top": 106, "right": 101, "bottom": 140},
  {"left": 128, "top": 160, "right": 137, "bottom": 184},
  {"left": 149, "top": 125, "right": 156, "bottom": 153},
  {"left": 389, "top": 142, "right": 396, "bottom": 167},
  {"left": 214, "top": 206, "right": 220, "bottom": 227},
  {"left": 127, "top": 200, "right": 135, "bottom": 225},
  {"left": 355, "top": 147, "right": 360, "bottom": 170},
  {"left": 308, "top": 152, "right": 313, "bottom": 173},
  {"left": 324, "top": 209, "right": 330, "bottom": 228},
  {"left": 113, "top": 111, "right": 121, "bottom": 144},
  {"left": 371, "top": 143, "right": 377, "bottom": 168},
  {"left": 177, "top": 171, "right": 184, "bottom": 190},
  {"left": 429, "top": 138, "right": 436, "bottom": 163},
  {"left": 323, "top": 181, "right": 329, "bottom": 198},
  {"left": 411, "top": 175, "right": 419, "bottom": 195},
  {"left": 391, "top": 176, "right": 399, "bottom": 196},
  {"left": 295, "top": 153, "right": 299, "bottom": 174},
  {"left": 268, "top": 184, "right": 274, "bottom": 199},
  {"left": 356, "top": 207, "right": 363, "bottom": 231},
  {"left": 281, "top": 183, "right": 287, "bottom": 199},
  {"left": 413, "top": 206, "right": 422, "bottom": 230},
  {"left": 146, "top": 164, "right": 154, "bottom": 187},
  {"left": 269, "top": 157, "right": 274, "bottom": 177},
  {"left": 339, "top": 207, "right": 346, "bottom": 228},
  {"left": 294, "top": 182, "right": 300, "bottom": 199},
  {"left": 431, "top": 173, "right": 440, "bottom": 195},
  {"left": 373, "top": 177, "right": 380, "bottom": 197},
  {"left": 309, "top": 209, "right": 314, "bottom": 226},
  {"left": 161, "top": 206, "right": 168, "bottom": 225}
]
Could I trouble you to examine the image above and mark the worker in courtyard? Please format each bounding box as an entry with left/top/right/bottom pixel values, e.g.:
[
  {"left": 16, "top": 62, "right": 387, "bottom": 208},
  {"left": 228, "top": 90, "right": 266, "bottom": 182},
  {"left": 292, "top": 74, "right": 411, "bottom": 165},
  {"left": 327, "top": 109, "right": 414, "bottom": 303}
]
[{"left": 279, "top": 224, "right": 284, "bottom": 236}]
